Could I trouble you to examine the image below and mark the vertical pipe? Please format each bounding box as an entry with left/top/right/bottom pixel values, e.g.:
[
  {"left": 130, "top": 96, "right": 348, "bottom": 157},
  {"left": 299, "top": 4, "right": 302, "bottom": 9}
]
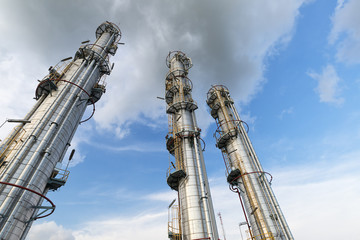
[
  {"left": 0, "top": 21, "right": 121, "bottom": 240},
  {"left": 206, "top": 85, "right": 293, "bottom": 240},
  {"left": 165, "top": 51, "right": 219, "bottom": 240}
]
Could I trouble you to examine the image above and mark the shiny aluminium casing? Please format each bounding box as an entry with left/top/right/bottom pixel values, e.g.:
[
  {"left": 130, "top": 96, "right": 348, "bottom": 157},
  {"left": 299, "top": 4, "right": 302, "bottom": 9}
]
[
  {"left": 165, "top": 51, "right": 219, "bottom": 240},
  {"left": 207, "top": 85, "right": 293, "bottom": 240},
  {"left": 0, "top": 21, "right": 121, "bottom": 240}
]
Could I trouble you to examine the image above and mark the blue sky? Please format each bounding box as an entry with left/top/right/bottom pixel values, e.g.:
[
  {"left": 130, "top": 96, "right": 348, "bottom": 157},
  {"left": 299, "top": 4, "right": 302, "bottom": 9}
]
[{"left": 0, "top": 0, "right": 360, "bottom": 239}]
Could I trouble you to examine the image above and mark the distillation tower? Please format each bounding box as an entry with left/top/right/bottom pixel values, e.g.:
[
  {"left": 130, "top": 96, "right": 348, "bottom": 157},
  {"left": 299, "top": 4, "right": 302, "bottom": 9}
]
[
  {"left": 165, "top": 51, "right": 219, "bottom": 240},
  {"left": 0, "top": 21, "right": 121, "bottom": 240},
  {"left": 206, "top": 85, "right": 293, "bottom": 240}
]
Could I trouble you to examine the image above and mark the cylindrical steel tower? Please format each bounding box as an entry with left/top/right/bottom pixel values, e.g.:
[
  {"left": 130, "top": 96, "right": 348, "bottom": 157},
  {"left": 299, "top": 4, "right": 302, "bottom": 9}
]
[
  {"left": 206, "top": 85, "right": 293, "bottom": 240},
  {"left": 165, "top": 51, "right": 219, "bottom": 240},
  {"left": 0, "top": 21, "right": 121, "bottom": 240}
]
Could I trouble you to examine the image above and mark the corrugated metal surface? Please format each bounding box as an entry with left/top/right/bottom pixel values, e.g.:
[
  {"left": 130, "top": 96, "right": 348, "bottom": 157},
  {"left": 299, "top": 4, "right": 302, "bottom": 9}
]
[
  {"left": 207, "top": 85, "right": 293, "bottom": 240},
  {"left": 166, "top": 51, "right": 219, "bottom": 240},
  {"left": 0, "top": 22, "right": 121, "bottom": 240}
]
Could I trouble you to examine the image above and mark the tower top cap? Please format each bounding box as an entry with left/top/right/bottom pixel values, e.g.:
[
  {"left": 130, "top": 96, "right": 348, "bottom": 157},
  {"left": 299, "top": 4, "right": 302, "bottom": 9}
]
[
  {"left": 96, "top": 21, "right": 121, "bottom": 41},
  {"left": 166, "top": 51, "right": 192, "bottom": 70}
]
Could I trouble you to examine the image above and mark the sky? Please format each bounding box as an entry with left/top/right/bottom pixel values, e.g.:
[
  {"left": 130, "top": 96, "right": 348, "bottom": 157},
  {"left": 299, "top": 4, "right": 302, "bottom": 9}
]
[{"left": 0, "top": 0, "right": 360, "bottom": 239}]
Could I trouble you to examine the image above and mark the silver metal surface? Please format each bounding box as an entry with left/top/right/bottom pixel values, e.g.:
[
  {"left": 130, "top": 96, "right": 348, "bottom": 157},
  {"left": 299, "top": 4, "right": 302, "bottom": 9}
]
[
  {"left": 166, "top": 51, "right": 219, "bottom": 240},
  {"left": 207, "top": 85, "right": 294, "bottom": 240},
  {"left": 0, "top": 21, "right": 121, "bottom": 240}
]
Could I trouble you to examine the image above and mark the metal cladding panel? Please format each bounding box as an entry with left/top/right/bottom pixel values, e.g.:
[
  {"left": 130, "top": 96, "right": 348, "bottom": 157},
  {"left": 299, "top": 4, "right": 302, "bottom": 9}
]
[
  {"left": 180, "top": 137, "right": 206, "bottom": 239},
  {"left": 165, "top": 51, "right": 219, "bottom": 240},
  {"left": 206, "top": 85, "right": 294, "bottom": 240},
  {"left": 0, "top": 22, "right": 121, "bottom": 240},
  {"left": 226, "top": 138, "right": 277, "bottom": 237}
]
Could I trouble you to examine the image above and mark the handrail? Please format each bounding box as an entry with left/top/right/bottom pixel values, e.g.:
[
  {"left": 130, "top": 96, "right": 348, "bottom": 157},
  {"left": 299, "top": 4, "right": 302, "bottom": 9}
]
[
  {"left": 0, "top": 181, "right": 55, "bottom": 220},
  {"left": 168, "top": 203, "right": 181, "bottom": 240},
  {"left": 207, "top": 85, "right": 229, "bottom": 101},
  {"left": 165, "top": 73, "right": 193, "bottom": 92},
  {"left": 214, "top": 120, "right": 249, "bottom": 142},
  {"left": 50, "top": 167, "right": 70, "bottom": 182}
]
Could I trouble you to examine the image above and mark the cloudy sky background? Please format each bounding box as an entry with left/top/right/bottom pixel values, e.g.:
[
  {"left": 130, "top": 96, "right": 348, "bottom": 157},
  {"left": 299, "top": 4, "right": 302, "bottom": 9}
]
[{"left": 0, "top": 0, "right": 360, "bottom": 239}]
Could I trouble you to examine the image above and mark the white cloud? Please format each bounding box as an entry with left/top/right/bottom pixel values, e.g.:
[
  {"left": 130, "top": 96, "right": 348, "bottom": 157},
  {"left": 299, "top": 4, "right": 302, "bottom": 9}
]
[
  {"left": 145, "top": 190, "right": 177, "bottom": 203},
  {"left": 0, "top": 52, "right": 45, "bottom": 138},
  {"left": 329, "top": 0, "right": 360, "bottom": 64},
  {"left": 308, "top": 64, "right": 344, "bottom": 105},
  {"left": 30, "top": 212, "right": 168, "bottom": 240},
  {"left": 209, "top": 151, "right": 360, "bottom": 240},
  {"left": 27, "top": 221, "right": 75, "bottom": 240},
  {"left": 28, "top": 151, "right": 360, "bottom": 240},
  {"left": 272, "top": 154, "right": 360, "bottom": 240},
  {"left": 2, "top": 2, "right": 342, "bottom": 240},
  {"left": 0, "top": 0, "right": 310, "bottom": 139},
  {"left": 93, "top": 0, "right": 309, "bottom": 136},
  {"left": 73, "top": 212, "right": 167, "bottom": 240}
]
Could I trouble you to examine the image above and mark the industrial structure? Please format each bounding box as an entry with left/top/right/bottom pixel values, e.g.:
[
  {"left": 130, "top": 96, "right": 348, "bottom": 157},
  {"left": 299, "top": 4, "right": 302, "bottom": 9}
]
[
  {"left": 0, "top": 21, "right": 121, "bottom": 240},
  {"left": 206, "top": 85, "right": 293, "bottom": 240},
  {"left": 165, "top": 51, "right": 219, "bottom": 240}
]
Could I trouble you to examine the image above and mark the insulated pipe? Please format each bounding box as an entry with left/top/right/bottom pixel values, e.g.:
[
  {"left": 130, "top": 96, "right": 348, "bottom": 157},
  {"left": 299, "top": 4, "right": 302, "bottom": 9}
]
[
  {"left": 193, "top": 135, "right": 212, "bottom": 238},
  {"left": 234, "top": 111, "right": 293, "bottom": 239},
  {"left": 10, "top": 62, "right": 96, "bottom": 229},
  {"left": 215, "top": 93, "right": 274, "bottom": 238},
  {"left": 0, "top": 21, "right": 121, "bottom": 240},
  {"left": 235, "top": 117, "right": 292, "bottom": 237},
  {"left": 26, "top": 61, "right": 99, "bottom": 190},
  {"left": 44, "top": 62, "right": 99, "bottom": 160},
  {"left": 19, "top": 187, "right": 48, "bottom": 240},
  {"left": 165, "top": 51, "right": 219, "bottom": 240},
  {"left": 3, "top": 62, "right": 90, "bottom": 230},
  {"left": 0, "top": 60, "right": 94, "bottom": 220},
  {"left": 0, "top": 60, "right": 87, "bottom": 184},
  {"left": 191, "top": 111, "right": 218, "bottom": 240},
  {"left": 207, "top": 85, "right": 293, "bottom": 240},
  {"left": 4, "top": 59, "right": 99, "bottom": 233},
  {"left": 2, "top": 62, "right": 97, "bottom": 227}
]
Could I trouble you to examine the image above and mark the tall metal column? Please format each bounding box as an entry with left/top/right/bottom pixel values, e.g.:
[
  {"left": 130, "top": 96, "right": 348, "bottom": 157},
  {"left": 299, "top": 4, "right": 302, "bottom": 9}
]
[
  {"left": 0, "top": 21, "right": 121, "bottom": 240},
  {"left": 206, "top": 85, "right": 293, "bottom": 240},
  {"left": 165, "top": 51, "right": 219, "bottom": 240}
]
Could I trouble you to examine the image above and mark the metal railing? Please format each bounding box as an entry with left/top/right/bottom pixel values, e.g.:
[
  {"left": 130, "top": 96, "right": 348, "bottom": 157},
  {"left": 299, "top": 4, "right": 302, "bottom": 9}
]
[
  {"left": 166, "top": 136, "right": 185, "bottom": 178},
  {"left": 50, "top": 167, "right": 70, "bottom": 183},
  {"left": 214, "top": 120, "right": 249, "bottom": 147},
  {"left": 221, "top": 149, "right": 240, "bottom": 178},
  {"left": 206, "top": 84, "right": 230, "bottom": 103},
  {"left": 168, "top": 203, "right": 181, "bottom": 240}
]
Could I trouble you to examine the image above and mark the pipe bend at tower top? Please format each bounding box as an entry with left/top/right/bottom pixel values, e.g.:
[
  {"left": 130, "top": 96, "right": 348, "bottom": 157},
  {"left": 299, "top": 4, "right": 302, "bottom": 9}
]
[{"left": 0, "top": 21, "right": 121, "bottom": 240}]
